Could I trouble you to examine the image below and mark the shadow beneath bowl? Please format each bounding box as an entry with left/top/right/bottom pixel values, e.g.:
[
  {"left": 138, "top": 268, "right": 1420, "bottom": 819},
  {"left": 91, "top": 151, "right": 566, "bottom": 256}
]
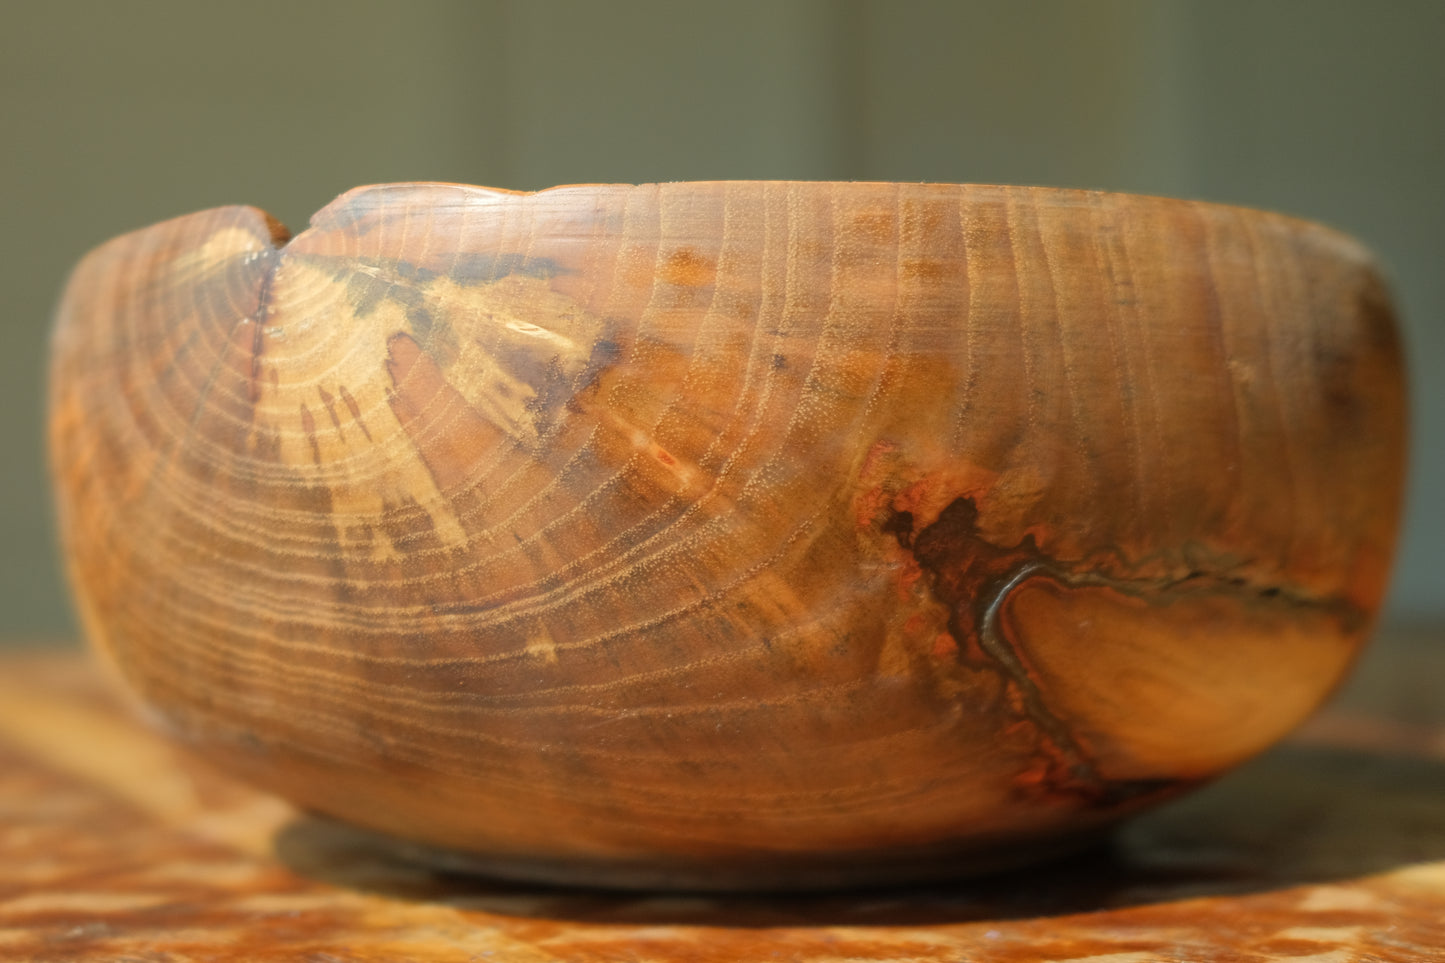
[{"left": 272, "top": 742, "right": 1445, "bottom": 928}]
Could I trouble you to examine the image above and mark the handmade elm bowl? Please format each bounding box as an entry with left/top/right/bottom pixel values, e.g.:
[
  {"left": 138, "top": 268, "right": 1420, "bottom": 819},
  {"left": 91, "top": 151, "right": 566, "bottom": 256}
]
[{"left": 48, "top": 182, "right": 1406, "bottom": 890}]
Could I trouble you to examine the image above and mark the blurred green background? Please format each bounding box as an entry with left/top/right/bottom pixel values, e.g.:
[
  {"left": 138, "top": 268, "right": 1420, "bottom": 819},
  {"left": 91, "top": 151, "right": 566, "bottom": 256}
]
[{"left": 3, "top": 0, "right": 1440, "bottom": 643}]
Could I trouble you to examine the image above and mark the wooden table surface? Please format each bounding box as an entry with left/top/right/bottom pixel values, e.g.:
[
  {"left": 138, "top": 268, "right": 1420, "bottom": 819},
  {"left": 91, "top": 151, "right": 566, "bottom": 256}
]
[{"left": 1, "top": 629, "right": 1443, "bottom": 963}]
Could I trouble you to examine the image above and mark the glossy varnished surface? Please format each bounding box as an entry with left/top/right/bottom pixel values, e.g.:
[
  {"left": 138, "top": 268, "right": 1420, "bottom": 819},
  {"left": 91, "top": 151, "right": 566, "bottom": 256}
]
[
  {"left": 1, "top": 641, "right": 1443, "bottom": 961},
  {"left": 48, "top": 183, "right": 1406, "bottom": 886}
]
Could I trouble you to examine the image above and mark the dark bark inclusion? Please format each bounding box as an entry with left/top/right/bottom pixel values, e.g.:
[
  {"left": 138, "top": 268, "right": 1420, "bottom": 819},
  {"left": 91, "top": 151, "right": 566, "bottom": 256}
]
[{"left": 885, "top": 496, "right": 1358, "bottom": 808}]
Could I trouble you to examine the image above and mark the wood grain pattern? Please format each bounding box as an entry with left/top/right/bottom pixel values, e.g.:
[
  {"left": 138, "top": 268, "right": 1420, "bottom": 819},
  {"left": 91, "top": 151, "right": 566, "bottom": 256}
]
[
  {"left": 3, "top": 645, "right": 1445, "bottom": 962},
  {"left": 47, "top": 182, "right": 1406, "bottom": 888}
]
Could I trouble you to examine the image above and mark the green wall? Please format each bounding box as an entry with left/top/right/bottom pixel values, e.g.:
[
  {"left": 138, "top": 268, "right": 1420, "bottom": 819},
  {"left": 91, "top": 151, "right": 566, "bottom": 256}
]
[{"left": 4, "top": 0, "right": 1440, "bottom": 642}]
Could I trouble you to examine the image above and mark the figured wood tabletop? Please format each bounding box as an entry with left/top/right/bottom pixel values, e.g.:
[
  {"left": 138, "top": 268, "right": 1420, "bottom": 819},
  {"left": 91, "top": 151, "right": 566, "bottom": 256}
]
[{"left": 1, "top": 630, "right": 1444, "bottom": 963}]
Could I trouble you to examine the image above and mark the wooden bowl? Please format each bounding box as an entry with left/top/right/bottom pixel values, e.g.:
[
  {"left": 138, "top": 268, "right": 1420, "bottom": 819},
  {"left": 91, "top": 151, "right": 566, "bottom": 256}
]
[{"left": 48, "top": 182, "right": 1406, "bottom": 890}]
